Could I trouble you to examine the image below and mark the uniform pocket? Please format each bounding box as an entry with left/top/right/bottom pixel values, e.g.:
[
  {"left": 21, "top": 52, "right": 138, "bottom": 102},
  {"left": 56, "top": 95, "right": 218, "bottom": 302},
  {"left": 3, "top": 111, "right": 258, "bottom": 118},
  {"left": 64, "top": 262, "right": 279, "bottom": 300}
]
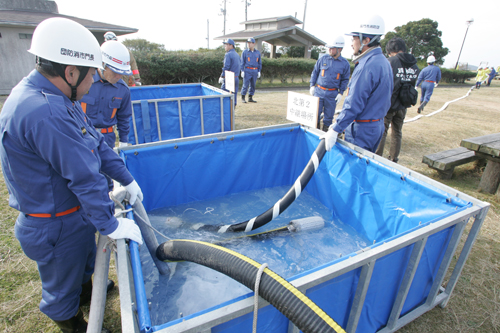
[
  {"left": 109, "top": 98, "right": 122, "bottom": 109},
  {"left": 15, "top": 215, "right": 63, "bottom": 263}
]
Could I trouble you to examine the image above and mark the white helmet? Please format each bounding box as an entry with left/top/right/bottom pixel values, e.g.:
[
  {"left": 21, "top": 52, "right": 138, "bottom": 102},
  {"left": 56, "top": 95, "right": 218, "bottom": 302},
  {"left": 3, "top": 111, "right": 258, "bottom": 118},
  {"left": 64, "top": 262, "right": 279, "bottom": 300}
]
[
  {"left": 346, "top": 14, "right": 385, "bottom": 55},
  {"left": 104, "top": 31, "right": 118, "bottom": 41},
  {"left": 427, "top": 55, "right": 436, "bottom": 63},
  {"left": 325, "top": 36, "right": 345, "bottom": 49},
  {"left": 29, "top": 17, "right": 102, "bottom": 69},
  {"left": 346, "top": 14, "right": 385, "bottom": 37},
  {"left": 101, "top": 41, "right": 132, "bottom": 75}
]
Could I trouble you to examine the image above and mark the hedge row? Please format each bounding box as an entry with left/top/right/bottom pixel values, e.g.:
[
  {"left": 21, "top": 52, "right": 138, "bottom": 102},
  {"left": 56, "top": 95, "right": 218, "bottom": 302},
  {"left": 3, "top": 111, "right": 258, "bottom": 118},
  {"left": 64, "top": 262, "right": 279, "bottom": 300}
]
[
  {"left": 136, "top": 50, "right": 474, "bottom": 86},
  {"left": 440, "top": 68, "right": 476, "bottom": 83},
  {"left": 136, "top": 50, "right": 355, "bottom": 85}
]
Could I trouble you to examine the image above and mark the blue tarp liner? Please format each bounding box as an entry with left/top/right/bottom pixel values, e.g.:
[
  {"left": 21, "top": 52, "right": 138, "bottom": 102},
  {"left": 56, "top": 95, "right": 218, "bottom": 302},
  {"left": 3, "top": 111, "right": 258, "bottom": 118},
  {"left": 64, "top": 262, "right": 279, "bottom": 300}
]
[
  {"left": 121, "top": 126, "right": 471, "bottom": 332},
  {"left": 128, "top": 84, "right": 232, "bottom": 144}
]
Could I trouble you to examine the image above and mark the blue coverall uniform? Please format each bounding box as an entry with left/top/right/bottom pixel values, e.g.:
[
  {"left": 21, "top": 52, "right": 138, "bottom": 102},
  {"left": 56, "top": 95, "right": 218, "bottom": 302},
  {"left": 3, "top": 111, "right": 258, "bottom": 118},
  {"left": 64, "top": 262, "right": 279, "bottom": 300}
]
[
  {"left": 0, "top": 70, "right": 134, "bottom": 321},
  {"left": 332, "top": 48, "right": 393, "bottom": 152},
  {"left": 487, "top": 68, "right": 496, "bottom": 86},
  {"left": 416, "top": 64, "right": 441, "bottom": 103},
  {"left": 80, "top": 72, "right": 132, "bottom": 148},
  {"left": 240, "top": 48, "right": 262, "bottom": 97},
  {"left": 221, "top": 48, "right": 241, "bottom": 106},
  {"left": 310, "top": 54, "right": 350, "bottom": 127}
]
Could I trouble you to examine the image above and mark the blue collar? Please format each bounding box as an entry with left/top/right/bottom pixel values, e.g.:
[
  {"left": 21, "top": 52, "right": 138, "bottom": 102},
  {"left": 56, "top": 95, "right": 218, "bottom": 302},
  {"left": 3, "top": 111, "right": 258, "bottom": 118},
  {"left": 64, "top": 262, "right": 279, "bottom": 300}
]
[{"left": 28, "top": 70, "right": 73, "bottom": 106}]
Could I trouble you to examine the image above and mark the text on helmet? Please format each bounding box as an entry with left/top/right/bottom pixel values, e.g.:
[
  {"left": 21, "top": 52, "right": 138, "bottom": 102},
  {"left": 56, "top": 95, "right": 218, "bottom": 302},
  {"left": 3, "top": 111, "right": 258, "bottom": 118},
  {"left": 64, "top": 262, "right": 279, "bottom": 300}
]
[
  {"left": 360, "top": 24, "right": 380, "bottom": 29},
  {"left": 102, "top": 51, "right": 130, "bottom": 66},
  {"left": 60, "top": 48, "right": 95, "bottom": 61}
]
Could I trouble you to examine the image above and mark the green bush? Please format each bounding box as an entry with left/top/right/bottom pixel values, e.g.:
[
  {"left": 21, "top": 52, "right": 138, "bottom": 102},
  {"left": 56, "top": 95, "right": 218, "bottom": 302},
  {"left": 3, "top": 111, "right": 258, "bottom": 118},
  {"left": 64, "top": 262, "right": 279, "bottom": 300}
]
[
  {"left": 136, "top": 50, "right": 356, "bottom": 86},
  {"left": 440, "top": 68, "right": 476, "bottom": 83}
]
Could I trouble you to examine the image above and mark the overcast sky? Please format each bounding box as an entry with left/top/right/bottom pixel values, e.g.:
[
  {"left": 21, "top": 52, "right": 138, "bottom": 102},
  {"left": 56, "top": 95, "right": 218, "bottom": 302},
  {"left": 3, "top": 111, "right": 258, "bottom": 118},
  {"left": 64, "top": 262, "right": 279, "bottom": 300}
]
[{"left": 55, "top": 0, "right": 496, "bottom": 69}]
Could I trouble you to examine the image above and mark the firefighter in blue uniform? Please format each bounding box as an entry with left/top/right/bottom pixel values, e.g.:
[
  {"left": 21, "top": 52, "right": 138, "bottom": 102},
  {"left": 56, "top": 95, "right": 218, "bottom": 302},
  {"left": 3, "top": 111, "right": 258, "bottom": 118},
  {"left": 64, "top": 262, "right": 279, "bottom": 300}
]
[
  {"left": 322, "top": 15, "right": 393, "bottom": 153},
  {"left": 309, "top": 35, "right": 351, "bottom": 131},
  {"left": 219, "top": 39, "right": 241, "bottom": 106},
  {"left": 0, "top": 18, "right": 143, "bottom": 332},
  {"left": 81, "top": 40, "right": 132, "bottom": 150},
  {"left": 240, "top": 37, "right": 262, "bottom": 103},
  {"left": 415, "top": 55, "right": 441, "bottom": 113}
]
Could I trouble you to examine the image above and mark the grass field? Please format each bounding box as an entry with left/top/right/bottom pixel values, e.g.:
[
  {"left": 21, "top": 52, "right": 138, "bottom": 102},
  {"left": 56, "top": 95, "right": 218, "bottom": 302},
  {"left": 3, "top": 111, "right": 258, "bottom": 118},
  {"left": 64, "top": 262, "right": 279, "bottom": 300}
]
[{"left": 1, "top": 80, "right": 500, "bottom": 332}]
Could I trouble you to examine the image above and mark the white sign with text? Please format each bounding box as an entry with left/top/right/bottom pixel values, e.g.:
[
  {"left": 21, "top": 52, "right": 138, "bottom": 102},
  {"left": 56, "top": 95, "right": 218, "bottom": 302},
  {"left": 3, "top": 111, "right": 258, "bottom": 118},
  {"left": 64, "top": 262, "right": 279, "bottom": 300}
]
[
  {"left": 286, "top": 91, "right": 319, "bottom": 128},
  {"left": 224, "top": 70, "right": 235, "bottom": 93}
]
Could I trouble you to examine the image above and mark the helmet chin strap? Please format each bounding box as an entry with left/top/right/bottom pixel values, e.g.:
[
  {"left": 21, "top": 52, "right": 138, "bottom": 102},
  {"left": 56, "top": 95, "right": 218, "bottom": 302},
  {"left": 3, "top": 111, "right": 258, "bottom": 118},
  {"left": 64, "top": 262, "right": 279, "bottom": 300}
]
[
  {"left": 356, "top": 33, "right": 365, "bottom": 56},
  {"left": 355, "top": 34, "right": 382, "bottom": 56},
  {"left": 52, "top": 63, "right": 90, "bottom": 102}
]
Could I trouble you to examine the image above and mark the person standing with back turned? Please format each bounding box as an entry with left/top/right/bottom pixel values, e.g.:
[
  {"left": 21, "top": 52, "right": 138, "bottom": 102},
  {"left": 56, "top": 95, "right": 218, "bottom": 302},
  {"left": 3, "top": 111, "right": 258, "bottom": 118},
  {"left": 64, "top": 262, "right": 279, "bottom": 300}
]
[
  {"left": 0, "top": 18, "right": 143, "bottom": 333},
  {"left": 375, "top": 37, "right": 419, "bottom": 163},
  {"left": 322, "top": 15, "right": 393, "bottom": 153},
  {"left": 415, "top": 55, "right": 441, "bottom": 113}
]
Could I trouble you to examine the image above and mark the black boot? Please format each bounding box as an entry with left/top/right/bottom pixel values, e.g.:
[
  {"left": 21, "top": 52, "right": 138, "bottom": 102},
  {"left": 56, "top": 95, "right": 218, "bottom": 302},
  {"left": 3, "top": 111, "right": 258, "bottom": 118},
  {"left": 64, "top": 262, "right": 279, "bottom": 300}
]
[
  {"left": 248, "top": 95, "right": 257, "bottom": 103},
  {"left": 322, "top": 124, "right": 329, "bottom": 132},
  {"left": 417, "top": 101, "right": 427, "bottom": 114},
  {"left": 79, "top": 279, "right": 115, "bottom": 307},
  {"left": 242, "top": 95, "right": 247, "bottom": 103},
  {"left": 53, "top": 309, "right": 88, "bottom": 333},
  {"left": 53, "top": 308, "right": 112, "bottom": 333}
]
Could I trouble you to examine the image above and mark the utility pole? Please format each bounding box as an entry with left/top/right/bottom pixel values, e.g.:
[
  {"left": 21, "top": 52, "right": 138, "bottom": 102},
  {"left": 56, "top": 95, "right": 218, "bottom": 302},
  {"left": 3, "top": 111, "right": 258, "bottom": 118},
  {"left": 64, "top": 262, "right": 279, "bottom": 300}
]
[
  {"left": 206, "top": 19, "right": 209, "bottom": 49},
  {"left": 219, "top": 0, "right": 227, "bottom": 35},
  {"left": 223, "top": 0, "right": 226, "bottom": 35},
  {"left": 244, "top": 0, "right": 251, "bottom": 22},
  {"left": 302, "top": 0, "right": 308, "bottom": 30},
  {"left": 454, "top": 18, "right": 474, "bottom": 70}
]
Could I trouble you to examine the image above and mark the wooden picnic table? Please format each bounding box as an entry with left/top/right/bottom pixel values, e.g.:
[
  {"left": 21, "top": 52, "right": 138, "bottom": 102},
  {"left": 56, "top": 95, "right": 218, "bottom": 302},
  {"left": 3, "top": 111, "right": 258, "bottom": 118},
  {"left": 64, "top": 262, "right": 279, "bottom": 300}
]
[{"left": 461, "top": 133, "right": 500, "bottom": 194}]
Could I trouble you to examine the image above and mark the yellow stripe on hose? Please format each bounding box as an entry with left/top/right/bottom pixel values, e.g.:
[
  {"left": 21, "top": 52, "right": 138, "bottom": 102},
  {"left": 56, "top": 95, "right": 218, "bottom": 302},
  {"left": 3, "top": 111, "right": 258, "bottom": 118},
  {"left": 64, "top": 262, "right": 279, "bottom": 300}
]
[{"left": 177, "top": 240, "right": 346, "bottom": 333}]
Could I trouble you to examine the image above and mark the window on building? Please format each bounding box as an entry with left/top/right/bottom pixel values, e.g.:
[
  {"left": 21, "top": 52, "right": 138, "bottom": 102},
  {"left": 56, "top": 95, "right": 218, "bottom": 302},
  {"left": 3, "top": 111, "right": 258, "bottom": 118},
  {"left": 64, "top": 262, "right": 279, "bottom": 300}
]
[{"left": 19, "top": 33, "right": 33, "bottom": 39}]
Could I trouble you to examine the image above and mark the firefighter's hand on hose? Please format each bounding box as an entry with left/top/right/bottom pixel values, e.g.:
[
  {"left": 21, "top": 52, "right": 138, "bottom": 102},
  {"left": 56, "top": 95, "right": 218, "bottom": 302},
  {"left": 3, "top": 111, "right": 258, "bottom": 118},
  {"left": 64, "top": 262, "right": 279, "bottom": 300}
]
[
  {"left": 218, "top": 77, "right": 224, "bottom": 84},
  {"left": 241, "top": 72, "right": 245, "bottom": 78},
  {"left": 320, "top": 126, "right": 338, "bottom": 152},
  {"left": 124, "top": 180, "right": 143, "bottom": 205},
  {"left": 335, "top": 94, "right": 342, "bottom": 103},
  {"left": 108, "top": 217, "right": 143, "bottom": 245},
  {"left": 309, "top": 86, "right": 315, "bottom": 96}
]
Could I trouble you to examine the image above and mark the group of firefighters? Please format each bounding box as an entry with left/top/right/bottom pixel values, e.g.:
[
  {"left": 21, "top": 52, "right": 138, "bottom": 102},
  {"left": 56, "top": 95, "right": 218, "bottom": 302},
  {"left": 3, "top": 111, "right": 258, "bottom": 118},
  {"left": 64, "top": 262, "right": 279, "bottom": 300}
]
[
  {"left": 0, "top": 11, "right": 482, "bottom": 333},
  {"left": 475, "top": 66, "right": 497, "bottom": 89}
]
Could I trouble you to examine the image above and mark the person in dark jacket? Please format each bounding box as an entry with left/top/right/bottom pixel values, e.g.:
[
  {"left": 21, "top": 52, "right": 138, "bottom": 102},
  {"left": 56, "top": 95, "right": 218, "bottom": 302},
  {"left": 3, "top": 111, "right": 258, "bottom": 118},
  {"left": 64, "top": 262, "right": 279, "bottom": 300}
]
[{"left": 375, "top": 38, "right": 419, "bottom": 163}]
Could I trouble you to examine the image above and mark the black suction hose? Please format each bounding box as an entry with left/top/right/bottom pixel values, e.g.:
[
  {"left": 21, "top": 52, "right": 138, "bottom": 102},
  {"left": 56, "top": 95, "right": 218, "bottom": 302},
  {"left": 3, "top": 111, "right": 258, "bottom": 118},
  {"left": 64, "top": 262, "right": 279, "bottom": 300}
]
[
  {"left": 156, "top": 239, "right": 345, "bottom": 333},
  {"left": 196, "top": 139, "right": 327, "bottom": 233}
]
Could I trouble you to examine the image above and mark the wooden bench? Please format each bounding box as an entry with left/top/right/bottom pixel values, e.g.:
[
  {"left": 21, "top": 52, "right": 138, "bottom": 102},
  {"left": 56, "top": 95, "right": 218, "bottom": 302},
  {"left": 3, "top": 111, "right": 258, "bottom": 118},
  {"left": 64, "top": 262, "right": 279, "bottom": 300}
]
[{"left": 422, "top": 147, "right": 480, "bottom": 179}]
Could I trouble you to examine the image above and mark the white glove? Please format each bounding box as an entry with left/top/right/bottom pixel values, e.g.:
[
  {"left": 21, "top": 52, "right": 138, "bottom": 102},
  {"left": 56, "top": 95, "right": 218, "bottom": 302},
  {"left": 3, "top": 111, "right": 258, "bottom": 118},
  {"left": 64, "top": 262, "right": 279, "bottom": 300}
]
[
  {"left": 108, "top": 217, "right": 143, "bottom": 245},
  {"left": 434, "top": 83, "right": 438, "bottom": 88},
  {"left": 119, "top": 142, "right": 128, "bottom": 147},
  {"left": 135, "top": 80, "right": 142, "bottom": 86},
  {"left": 309, "top": 86, "right": 315, "bottom": 96},
  {"left": 257, "top": 72, "right": 261, "bottom": 79},
  {"left": 415, "top": 85, "right": 419, "bottom": 89},
  {"left": 241, "top": 72, "right": 245, "bottom": 78},
  {"left": 335, "top": 94, "right": 342, "bottom": 103},
  {"left": 319, "top": 126, "right": 339, "bottom": 152},
  {"left": 124, "top": 180, "right": 143, "bottom": 205},
  {"left": 218, "top": 77, "right": 224, "bottom": 84}
]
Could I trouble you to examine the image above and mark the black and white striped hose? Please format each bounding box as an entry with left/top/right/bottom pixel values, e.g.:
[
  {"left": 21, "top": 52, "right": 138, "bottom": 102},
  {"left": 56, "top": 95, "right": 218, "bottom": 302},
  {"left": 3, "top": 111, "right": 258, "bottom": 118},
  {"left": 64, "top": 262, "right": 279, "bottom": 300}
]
[{"left": 195, "top": 139, "right": 327, "bottom": 233}]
